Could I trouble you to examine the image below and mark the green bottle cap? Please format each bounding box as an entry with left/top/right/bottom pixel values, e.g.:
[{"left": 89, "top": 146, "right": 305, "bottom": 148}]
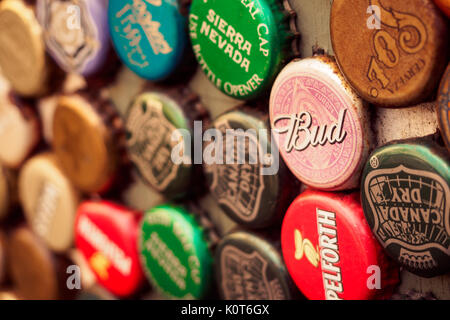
[
  {"left": 139, "top": 204, "right": 213, "bottom": 299},
  {"left": 361, "top": 140, "right": 450, "bottom": 278},
  {"left": 189, "top": 0, "right": 299, "bottom": 100}
]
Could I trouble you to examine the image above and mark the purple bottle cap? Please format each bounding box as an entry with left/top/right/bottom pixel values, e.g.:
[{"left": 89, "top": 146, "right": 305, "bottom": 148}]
[{"left": 37, "top": 0, "right": 110, "bottom": 76}]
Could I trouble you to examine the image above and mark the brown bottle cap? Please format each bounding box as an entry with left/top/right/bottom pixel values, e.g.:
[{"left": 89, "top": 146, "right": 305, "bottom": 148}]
[
  {"left": 0, "top": 0, "right": 50, "bottom": 97},
  {"left": 331, "top": 0, "right": 449, "bottom": 107},
  {"left": 6, "top": 226, "right": 60, "bottom": 299},
  {"left": 0, "top": 79, "right": 40, "bottom": 168},
  {"left": 437, "top": 63, "right": 450, "bottom": 152},
  {"left": 18, "top": 153, "right": 80, "bottom": 252},
  {"left": 52, "top": 93, "right": 124, "bottom": 193}
]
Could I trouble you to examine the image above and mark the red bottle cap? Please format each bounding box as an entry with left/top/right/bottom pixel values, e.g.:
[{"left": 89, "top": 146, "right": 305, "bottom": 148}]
[
  {"left": 281, "top": 190, "right": 398, "bottom": 300},
  {"left": 75, "top": 201, "right": 144, "bottom": 297}
]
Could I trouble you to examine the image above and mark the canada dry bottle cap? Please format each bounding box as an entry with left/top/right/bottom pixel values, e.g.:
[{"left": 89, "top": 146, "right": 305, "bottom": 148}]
[
  {"left": 361, "top": 140, "right": 450, "bottom": 278},
  {"left": 331, "top": 0, "right": 449, "bottom": 107}
]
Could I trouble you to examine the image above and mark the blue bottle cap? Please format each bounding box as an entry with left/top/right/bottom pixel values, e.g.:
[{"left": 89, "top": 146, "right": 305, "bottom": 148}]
[{"left": 108, "top": 0, "right": 188, "bottom": 80}]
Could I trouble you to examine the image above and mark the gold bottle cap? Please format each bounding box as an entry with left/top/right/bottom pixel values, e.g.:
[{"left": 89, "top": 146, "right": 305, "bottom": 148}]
[
  {"left": 331, "top": 0, "right": 448, "bottom": 107},
  {"left": 19, "top": 153, "right": 80, "bottom": 252},
  {"left": 52, "top": 94, "right": 120, "bottom": 193},
  {"left": 7, "top": 226, "right": 59, "bottom": 299},
  {"left": 0, "top": 0, "right": 49, "bottom": 96}
]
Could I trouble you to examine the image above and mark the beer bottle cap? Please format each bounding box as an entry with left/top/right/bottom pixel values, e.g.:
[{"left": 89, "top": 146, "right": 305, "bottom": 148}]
[
  {"left": 6, "top": 226, "right": 60, "bottom": 299},
  {"left": 215, "top": 231, "right": 297, "bottom": 300},
  {"left": 109, "top": 0, "right": 189, "bottom": 80},
  {"left": 437, "top": 63, "right": 450, "bottom": 152},
  {"left": 125, "top": 91, "right": 194, "bottom": 198},
  {"left": 0, "top": 89, "right": 40, "bottom": 169},
  {"left": 281, "top": 190, "right": 398, "bottom": 300},
  {"left": 139, "top": 204, "right": 213, "bottom": 299},
  {"left": 204, "top": 107, "right": 299, "bottom": 228},
  {"left": 52, "top": 93, "right": 125, "bottom": 193},
  {"left": 270, "top": 55, "right": 371, "bottom": 190},
  {"left": 37, "top": 0, "right": 110, "bottom": 76},
  {"left": 331, "top": 0, "right": 449, "bottom": 107},
  {"left": 18, "top": 153, "right": 80, "bottom": 252},
  {"left": 434, "top": 0, "right": 450, "bottom": 17},
  {"left": 361, "top": 140, "right": 450, "bottom": 278},
  {"left": 75, "top": 200, "right": 145, "bottom": 297},
  {"left": 189, "top": 0, "right": 300, "bottom": 100},
  {"left": 0, "top": 0, "right": 50, "bottom": 96}
]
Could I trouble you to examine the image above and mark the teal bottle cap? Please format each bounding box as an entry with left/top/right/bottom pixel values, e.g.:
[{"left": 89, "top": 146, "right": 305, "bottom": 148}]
[
  {"left": 109, "top": 0, "right": 188, "bottom": 80},
  {"left": 361, "top": 140, "right": 450, "bottom": 277},
  {"left": 189, "top": 0, "right": 299, "bottom": 100},
  {"left": 139, "top": 204, "right": 213, "bottom": 299}
]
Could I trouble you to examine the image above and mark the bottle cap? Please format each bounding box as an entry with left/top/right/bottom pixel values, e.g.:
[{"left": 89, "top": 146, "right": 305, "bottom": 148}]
[
  {"left": 281, "top": 190, "right": 398, "bottom": 300},
  {"left": 139, "top": 204, "right": 213, "bottom": 299},
  {"left": 37, "top": 0, "right": 110, "bottom": 76},
  {"left": 361, "top": 140, "right": 450, "bottom": 278},
  {"left": 0, "top": 87, "right": 40, "bottom": 168},
  {"left": 52, "top": 93, "right": 125, "bottom": 193},
  {"left": 0, "top": 0, "right": 50, "bottom": 96},
  {"left": 108, "top": 0, "right": 189, "bottom": 80},
  {"left": 18, "top": 153, "right": 80, "bottom": 252},
  {"left": 0, "top": 166, "right": 16, "bottom": 221},
  {"left": 125, "top": 90, "right": 202, "bottom": 198},
  {"left": 331, "top": 0, "right": 449, "bottom": 107},
  {"left": 6, "top": 226, "right": 60, "bottom": 299},
  {"left": 270, "top": 55, "right": 371, "bottom": 190},
  {"left": 75, "top": 200, "right": 145, "bottom": 297},
  {"left": 189, "top": 0, "right": 300, "bottom": 100},
  {"left": 434, "top": 0, "right": 450, "bottom": 17},
  {"left": 204, "top": 107, "right": 300, "bottom": 228},
  {"left": 215, "top": 231, "right": 297, "bottom": 300},
  {"left": 437, "top": 63, "right": 450, "bottom": 152}
]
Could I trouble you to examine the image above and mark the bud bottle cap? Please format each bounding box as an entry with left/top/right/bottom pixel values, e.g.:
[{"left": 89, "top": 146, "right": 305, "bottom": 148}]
[
  {"left": 189, "top": 0, "right": 300, "bottom": 100},
  {"left": 139, "top": 204, "right": 213, "bottom": 299},
  {"left": 108, "top": 0, "right": 188, "bottom": 80},
  {"left": 331, "top": 0, "right": 449, "bottom": 107},
  {"left": 204, "top": 108, "right": 299, "bottom": 228},
  {"left": 281, "top": 190, "right": 398, "bottom": 300},
  {"left": 52, "top": 94, "right": 123, "bottom": 193},
  {"left": 215, "top": 231, "right": 297, "bottom": 300},
  {"left": 0, "top": 0, "right": 50, "bottom": 96},
  {"left": 19, "top": 153, "right": 80, "bottom": 252},
  {"left": 270, "top": 55, "right": 371, "bottom": 191},
  {"left": 75, "top": 200, "right": 145, "bottom": 297},
  {"left": 361, "top": 140, "right": 450, "bottom": 278},
  {"left": 434, "top": 0, "right": 450, "bottom": 17},
  {"left": 437, "top": 63, "right": 450, "bottom": 152},
  {"left": 37, "top": 0, "right": 110, "bottom": 76},
  {"left": 125, "top": 92, "right": 193, "bottom": 198}
]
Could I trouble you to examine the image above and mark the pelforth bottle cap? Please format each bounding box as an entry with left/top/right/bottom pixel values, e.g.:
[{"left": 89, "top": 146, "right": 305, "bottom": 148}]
[
  {"left": 438, "top": 63, "right": 450, "bottom": 152},
  {"left": 215, "top": 231, "right": 298, "bottom": 300},
  {"left": 281, "top": 190, "right": 398, "bottom": 300},
  {"left": 75, "top": 201, "right": 145, "bottom": 297},
  {"left": 189, "top": 0, "right": 300, "bottom": 100},
  {"left": 139, "top": 204, "right": 213, "bottom": 299},
  {"left": 204, "top": 107, "right": 299, "bottom": 228},
  {"left": 37, "top": 0, "right": 110, "bottom": 76},
  {"left": 270, "top": 55, "right": 371, "bottom": 190},
  {"left": 108, "top": 0, "right": 189, "bottom": 80},
  {"left": 361, "top": 139, "right": 450, "bottom": 278},
  {"left": 19, "top": 153, "right": 80, "bottom": 252},
  {"left": 331, "top": 0, "right": 449, "bottom": 108},
  {"left": 434, "top": 0, "right": 450, "bottom": 17}
]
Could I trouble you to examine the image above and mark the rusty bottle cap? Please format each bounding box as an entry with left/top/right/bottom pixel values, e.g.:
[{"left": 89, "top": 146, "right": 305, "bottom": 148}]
[{"left": 331, "top": 0, "right": 449, "bottom": 107}]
